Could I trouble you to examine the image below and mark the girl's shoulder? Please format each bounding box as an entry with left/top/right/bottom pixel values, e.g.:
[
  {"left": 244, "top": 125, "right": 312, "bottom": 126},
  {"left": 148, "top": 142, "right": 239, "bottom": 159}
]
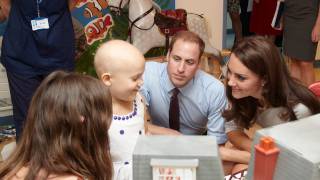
[
  {"left": 7, "top": 167, "right": 85, "bottom": 180},
  {"left": 48, "top": 175, "right": 86, "bottom": 180},
  {"left": 47, "top": 176, "right": 81, "bottom": 180}
]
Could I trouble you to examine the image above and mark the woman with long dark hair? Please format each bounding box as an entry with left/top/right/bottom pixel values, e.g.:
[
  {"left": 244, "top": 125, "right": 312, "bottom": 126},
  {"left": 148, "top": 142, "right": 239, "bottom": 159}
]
[{"left": 224, "top": 36, "right": 320, "bottom": 152}]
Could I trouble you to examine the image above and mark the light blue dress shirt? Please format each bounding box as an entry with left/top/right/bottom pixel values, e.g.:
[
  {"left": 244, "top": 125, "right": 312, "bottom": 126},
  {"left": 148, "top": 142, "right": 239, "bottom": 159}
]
[{"left": 140, "top": 62, "right": 228, "bottom": 144}]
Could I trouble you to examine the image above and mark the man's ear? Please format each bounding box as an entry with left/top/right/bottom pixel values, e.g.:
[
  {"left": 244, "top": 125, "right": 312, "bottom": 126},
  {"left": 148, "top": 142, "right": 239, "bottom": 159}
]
[
  {"left": 166, "top": 50, "right": 170, "bottom": 62},
  {"left": 101, "top": 73, "right": 112, "bottom": 86}
]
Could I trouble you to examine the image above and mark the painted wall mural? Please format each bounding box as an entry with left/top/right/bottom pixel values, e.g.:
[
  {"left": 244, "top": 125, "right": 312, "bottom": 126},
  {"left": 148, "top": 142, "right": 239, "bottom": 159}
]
[
  {"left": 71, "top": 0, "right": 175, "bottom": 76},
  {"left": 0, "top": 0, "right": 175, "bottom": 76}
]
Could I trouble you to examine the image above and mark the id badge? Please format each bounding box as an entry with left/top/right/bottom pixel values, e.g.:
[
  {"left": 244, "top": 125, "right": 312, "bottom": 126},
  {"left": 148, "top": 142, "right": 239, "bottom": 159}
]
[{"left": 31, "top": 17, "right": 49, "bottom": 31}]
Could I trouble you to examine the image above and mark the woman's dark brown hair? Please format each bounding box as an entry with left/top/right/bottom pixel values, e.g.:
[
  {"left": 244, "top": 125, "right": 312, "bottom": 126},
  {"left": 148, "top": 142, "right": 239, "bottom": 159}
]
[
  {"left": 0, "top": 71, "right": 113, "bottom": 180},
  {"left": 223, "top": 36, "right": 320, "bottom": 129}
]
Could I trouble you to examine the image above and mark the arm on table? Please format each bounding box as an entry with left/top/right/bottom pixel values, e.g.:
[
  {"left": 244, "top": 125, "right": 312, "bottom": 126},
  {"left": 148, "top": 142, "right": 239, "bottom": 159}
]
[
  {"left": 219, "top": 146, "right": 250, "bottom": 164},
  {"left": 227, "top": 130, "right": 252, "bottom": 152},
  {"left": 146, "top": 122, "right": 181, "bottom": 135},
  {"left": 143, "top": 102, "right": 181, "bottom": 135}
]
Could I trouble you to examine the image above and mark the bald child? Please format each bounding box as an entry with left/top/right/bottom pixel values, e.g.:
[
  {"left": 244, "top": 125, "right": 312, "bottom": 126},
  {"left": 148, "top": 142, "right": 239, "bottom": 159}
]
[{"left": 95, "top": 40, "right": 146, "bottom": 180}]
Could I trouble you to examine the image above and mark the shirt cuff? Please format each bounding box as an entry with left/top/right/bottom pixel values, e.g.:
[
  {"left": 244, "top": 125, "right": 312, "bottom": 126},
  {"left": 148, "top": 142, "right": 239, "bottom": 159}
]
[{"left": 208, "top": 133, "right": 227, "bottom": 145}]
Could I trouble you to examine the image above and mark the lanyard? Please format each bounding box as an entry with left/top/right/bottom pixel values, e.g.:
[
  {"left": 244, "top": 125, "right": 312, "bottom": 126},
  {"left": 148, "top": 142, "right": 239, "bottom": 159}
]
[
  {"left": 31, "top": 0, "right": 49, "bottom": 31},
  {"left": 36, "top": 0, "right": 42, "bottom": 17}
]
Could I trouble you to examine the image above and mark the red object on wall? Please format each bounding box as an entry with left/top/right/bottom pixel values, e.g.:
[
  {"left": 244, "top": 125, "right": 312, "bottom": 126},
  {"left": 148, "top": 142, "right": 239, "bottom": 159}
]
[{"left": 254, "top": 136, "right": 280, "bottom": 180}]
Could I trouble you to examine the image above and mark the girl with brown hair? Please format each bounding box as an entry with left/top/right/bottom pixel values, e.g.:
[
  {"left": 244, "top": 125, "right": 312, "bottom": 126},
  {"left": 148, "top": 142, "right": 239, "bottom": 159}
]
[{"left": 0, "top": 71, "right": 113, "bottom": 180}]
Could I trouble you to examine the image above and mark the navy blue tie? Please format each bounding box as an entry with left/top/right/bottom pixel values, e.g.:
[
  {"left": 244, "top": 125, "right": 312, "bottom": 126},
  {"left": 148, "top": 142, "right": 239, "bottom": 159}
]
[{"left": 169, "top": 88, "right": 180, "bottom": 131}]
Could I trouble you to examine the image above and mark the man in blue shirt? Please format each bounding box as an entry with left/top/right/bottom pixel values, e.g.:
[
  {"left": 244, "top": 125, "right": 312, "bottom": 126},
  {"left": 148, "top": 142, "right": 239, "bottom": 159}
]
[
  {"left": 0, "top": 0, "right": 75, "bottom": 140},
  {"left": 140, "top": 31, "right": 228, "bottom": 144},
  {"left": 141, "top": 31, "right": 251, "bottom": 174}
]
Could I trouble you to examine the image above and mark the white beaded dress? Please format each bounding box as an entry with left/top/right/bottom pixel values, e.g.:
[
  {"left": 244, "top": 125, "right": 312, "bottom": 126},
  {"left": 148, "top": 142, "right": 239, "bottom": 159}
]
[{"left": 109, "top": 93, "right": 145, "bottom": 180}]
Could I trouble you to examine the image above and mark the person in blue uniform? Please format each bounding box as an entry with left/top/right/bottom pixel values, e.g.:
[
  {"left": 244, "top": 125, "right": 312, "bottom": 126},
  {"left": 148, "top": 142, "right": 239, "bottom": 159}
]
[{"left": 0, "top": 0, "right": 75, "bottom": 140}]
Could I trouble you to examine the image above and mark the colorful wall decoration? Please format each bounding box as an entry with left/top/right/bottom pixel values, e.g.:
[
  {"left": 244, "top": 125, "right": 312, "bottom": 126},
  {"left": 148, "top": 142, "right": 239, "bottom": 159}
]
[
  {"left": 71, "top": 0, "right": 175, "bottom": 76},
  {"left": 0, "top": 0, "right": 175, "bottom": 76}
]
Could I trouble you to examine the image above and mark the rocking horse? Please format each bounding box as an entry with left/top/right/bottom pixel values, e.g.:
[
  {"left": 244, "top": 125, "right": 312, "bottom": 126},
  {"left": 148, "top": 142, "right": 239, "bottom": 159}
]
[
  {"left": 108, "top": 0, "right": 220, "bottom": 55},
  {"left": 108, "top": 0, "right": 223, "bottom": 77}
]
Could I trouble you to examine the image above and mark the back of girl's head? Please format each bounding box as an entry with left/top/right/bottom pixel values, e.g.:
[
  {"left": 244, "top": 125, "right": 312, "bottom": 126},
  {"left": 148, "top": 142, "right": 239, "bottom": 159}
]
[{"left": 0, "top": 71, "right": 113, "bottom": 180}]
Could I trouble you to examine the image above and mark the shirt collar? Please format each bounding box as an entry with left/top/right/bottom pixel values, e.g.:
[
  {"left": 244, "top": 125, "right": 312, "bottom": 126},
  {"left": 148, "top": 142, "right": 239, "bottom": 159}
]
[{"left": 161, "top": 63, "right": 198, "bottom": 95}]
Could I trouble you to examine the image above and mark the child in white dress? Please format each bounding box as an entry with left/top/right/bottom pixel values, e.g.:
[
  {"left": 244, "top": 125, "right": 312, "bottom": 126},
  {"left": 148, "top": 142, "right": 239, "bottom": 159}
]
[{"left": 94, "top": 40, "right": 147, "bottom": 180}]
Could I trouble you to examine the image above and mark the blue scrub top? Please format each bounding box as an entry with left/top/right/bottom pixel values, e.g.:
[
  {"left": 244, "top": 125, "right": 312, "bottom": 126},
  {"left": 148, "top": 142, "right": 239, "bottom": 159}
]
[{"left": 0, "top": 0, "right": 75, "bottom": 76}]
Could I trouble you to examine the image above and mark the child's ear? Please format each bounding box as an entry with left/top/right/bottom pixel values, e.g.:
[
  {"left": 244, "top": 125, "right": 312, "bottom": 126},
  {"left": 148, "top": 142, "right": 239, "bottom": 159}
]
[{"left": 101, "top": 73, "right": 112, "bottom": 86}]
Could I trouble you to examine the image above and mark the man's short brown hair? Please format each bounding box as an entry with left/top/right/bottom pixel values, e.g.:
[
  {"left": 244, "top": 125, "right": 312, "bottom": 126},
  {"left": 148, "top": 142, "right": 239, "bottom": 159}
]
[{"left": 168, "top": 31, "right": 205, "bottom": 59}]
